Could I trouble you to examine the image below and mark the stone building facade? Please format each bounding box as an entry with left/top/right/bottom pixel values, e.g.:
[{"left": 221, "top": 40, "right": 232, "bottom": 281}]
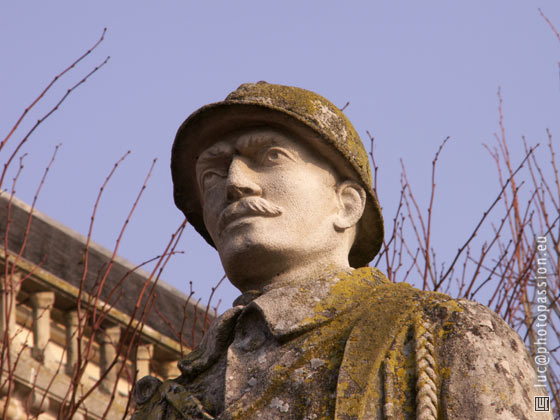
[{"left": 0, "top": 193, "right": 212, "bottom": 419}]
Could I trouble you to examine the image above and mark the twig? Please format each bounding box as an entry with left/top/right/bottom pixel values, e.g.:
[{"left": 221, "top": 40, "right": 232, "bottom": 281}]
[
  {"left": 0, "top": 55, "right": 110, "bottom": 191},
  {"left": 539, "top": 8, "right": 560, "bottom": 42},
  {"left": 434, "top": 145, "right": 538, "bottom": 290},
  {"left": 0, "top": 28, "right": 107, "bottom": 153}
]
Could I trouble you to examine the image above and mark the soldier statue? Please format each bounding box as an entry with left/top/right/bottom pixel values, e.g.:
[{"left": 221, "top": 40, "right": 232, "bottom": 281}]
[{"left": 132, "top": 82, "right": 551, "bottom": 419}]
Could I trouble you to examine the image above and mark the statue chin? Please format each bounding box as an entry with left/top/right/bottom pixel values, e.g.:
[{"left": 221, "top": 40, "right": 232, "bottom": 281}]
[
  {"left": 217, "top": 238, "right": 278, "bottom": 287},
  {"left": 216, "top": 219, "right": 287, "bottom": 268},
  {"left": 218, "top": 238, "right": 326, "bottom": 293}
]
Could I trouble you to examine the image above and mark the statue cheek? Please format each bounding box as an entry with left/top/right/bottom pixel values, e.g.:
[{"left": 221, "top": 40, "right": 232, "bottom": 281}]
[
  {"left": 201, "top": 200, "right": 222, "bottom": 236},
  {"left": 203, "top": 211, "right": 220, "bottom": 238},
  {"left": 202, "top": 186, "right": 226, "bottom": 212}
]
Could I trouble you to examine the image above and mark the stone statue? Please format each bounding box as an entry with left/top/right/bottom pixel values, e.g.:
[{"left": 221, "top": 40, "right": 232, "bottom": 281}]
[{"left": 132, "top": 82, "right": 551, "bottom": 419}]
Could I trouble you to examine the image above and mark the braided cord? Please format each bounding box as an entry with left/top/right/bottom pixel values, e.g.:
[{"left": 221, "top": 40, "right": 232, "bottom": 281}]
[{"left": 415, "top": 321, "right": 438, "bottom": 420}]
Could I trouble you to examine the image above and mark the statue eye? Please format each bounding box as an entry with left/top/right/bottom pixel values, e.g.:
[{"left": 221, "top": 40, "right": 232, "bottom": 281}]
[
  {"left": 261, "top": 148, "right": 291, "bottom": 165},
  {"left": 200, "top": 170, "right": 224, "bottom": 190}
]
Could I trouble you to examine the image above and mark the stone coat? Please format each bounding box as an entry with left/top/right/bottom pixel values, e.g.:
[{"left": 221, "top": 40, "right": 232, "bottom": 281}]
[{"left": 132, "top": 268, "right": 551, "bottom": 420}]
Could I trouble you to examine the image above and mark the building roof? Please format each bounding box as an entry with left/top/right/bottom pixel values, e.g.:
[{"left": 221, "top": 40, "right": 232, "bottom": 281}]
[{"left": 0, "top": 192, "right": 213, "bottom": 349}]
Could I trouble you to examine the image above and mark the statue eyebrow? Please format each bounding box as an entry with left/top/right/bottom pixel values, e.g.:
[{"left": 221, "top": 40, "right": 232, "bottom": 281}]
[
  {"left": 196, "top": 134, "right": 283, "bottom": 175},
  {"left": 234, "top": 134, "right": 278, "bottom": 155},
  {"left": 196, "top": 142, "right": 234, "bottom": 170}
]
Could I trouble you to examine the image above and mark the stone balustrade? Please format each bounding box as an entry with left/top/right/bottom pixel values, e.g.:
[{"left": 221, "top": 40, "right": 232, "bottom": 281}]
[{"left": 1, "top": 268, "right": 184, "bottom": 420}]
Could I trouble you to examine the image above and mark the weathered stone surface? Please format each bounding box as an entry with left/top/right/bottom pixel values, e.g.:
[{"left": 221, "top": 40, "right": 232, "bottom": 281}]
[
  {"left": 133, "top": 376, "right": 162, "bottom": 406},
  {"left": 133, "top": 268, "right": 550, "bottom": 419},
  {"left": 440, "top": 299, "right": 546, "bottom": 419},
  {"left": 134, "top": 82, "right": 551, "bottom": 419}
]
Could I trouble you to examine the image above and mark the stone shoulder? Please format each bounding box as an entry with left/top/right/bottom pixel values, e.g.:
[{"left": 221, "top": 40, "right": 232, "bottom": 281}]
[
  {"left": 382, "top": 289, "right": 550, "bottom": 419},
  {"left": 413, "top": 292, "right": 523, "bottom": 342},
  {"left": 443, "top": 298, "right": 527, "bottom": 345},
  {"left": 426, "top": 297, "right": 549, "bottom": 419}
]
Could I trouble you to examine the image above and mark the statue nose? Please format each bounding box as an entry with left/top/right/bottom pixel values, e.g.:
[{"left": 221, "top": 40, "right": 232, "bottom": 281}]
[{"left": 226, "top": 156, "right": 262, "bottom": 201}]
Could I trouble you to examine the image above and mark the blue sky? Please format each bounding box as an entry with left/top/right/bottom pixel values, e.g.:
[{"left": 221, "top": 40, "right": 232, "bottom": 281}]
[{"left": 1, "top": 1, "right": 559, "bottom": 310}]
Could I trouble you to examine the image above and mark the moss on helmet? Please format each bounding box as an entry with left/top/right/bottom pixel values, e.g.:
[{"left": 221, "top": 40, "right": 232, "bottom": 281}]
[{"left": 225, "top": 82, "right": 374, "bottom": 192}]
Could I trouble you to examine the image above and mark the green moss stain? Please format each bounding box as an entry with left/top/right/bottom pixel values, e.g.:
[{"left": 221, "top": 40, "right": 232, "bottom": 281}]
[{"left": 136, "top": 267, "right": 469, "bottom": 419}]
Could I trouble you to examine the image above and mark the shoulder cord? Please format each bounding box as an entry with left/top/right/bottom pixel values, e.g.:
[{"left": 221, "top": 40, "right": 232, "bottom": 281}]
[{"left": 414, "top": 320, "right": 438, "bottom": 420}]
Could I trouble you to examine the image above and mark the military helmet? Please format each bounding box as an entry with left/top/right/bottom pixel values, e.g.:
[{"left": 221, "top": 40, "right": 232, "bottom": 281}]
[{"left": 171, "top": 82, "right": 384, "bottom": 267}]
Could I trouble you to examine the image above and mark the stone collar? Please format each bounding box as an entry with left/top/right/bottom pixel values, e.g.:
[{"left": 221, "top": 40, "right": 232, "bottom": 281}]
[
  {"left": 236, "top": 269, "right": 354, "bottom": 340},
  {"left": 179, "top": 267, "right": 388, "bottom": 377}
]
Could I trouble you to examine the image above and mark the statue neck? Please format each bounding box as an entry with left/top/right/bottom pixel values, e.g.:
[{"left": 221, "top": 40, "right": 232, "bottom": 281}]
[{"left": 228, "top": 252, "right": 352, "bottom": 295}]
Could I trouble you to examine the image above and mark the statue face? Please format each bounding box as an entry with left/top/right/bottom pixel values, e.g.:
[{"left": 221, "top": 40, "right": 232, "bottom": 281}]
[{"left": 195, "top": 128, "right": 345, "bottom": 289}]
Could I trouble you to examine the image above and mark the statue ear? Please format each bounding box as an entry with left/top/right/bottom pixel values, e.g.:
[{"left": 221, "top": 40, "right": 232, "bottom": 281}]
[{"left": 333, "top": 181, "right": 366, "bottom": 232}]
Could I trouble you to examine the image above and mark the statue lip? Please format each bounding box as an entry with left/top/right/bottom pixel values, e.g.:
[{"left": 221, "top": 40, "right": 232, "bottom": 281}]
[
  {"left": 218, "top": 197, "right": 282, "bottom": 234},
  {"left": 221, "top": 214, "right": 259, "bottom": 233}
]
